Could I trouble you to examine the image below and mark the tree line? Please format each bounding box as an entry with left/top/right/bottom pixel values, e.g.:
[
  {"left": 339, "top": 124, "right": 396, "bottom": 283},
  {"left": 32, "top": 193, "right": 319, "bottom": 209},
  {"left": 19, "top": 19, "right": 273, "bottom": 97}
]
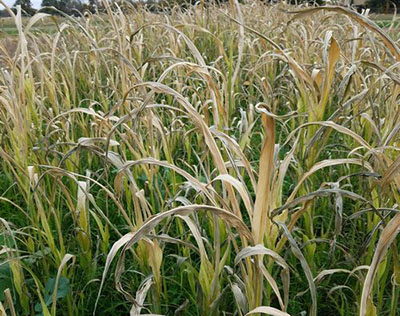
[{"left": 7, "top": 0, "right": 100, "bottom": 16}]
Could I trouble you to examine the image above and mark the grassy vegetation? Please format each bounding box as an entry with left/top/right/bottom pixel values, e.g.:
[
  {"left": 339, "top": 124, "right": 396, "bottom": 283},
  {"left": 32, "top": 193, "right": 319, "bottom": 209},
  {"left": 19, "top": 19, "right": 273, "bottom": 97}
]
[
  {"left": 1, "top": 2, "right": 400, "bottom": 316},
  {"left": 370, "top": 13, "right": 399, "bottom": 28},
  {"left": 0, "top": 16, "right": 59, "bottom": 37}
]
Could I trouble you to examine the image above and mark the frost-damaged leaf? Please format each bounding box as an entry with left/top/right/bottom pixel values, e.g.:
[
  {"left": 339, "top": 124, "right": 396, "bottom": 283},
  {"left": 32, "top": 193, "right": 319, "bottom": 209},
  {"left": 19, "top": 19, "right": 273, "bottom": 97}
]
[
  {"left": 51, "top": 254, "right": 75, "bottom": 315},
  {"left": 276, "top": 222, "right": 316, "bottom": 316},
  {"left": 94, "top": 205, "right": 252, "bottom": 315},
  {"left": 252, "top": 113, "right": 275, "bottom": 244},
  {"left": 287, "top": 158, "right": 373, "bottom": 202},
  {"left": 283, "top": 121, "right": 373, "bottom": 152},
  {"left": 231, "top": 283, "right": 248, "bottom": 315},
  {"left": 130, "top": 277, "right": 153, "bottom": 315},
  {"left": 46, "top": 108, "right": 106, "bottom": 135},
  {"left": 114, "top": 82, "right": 242, "bottom": 217},
  {"left": 211, "top": 128, "right": 257, "bottom": 191},
  {"left": 328, "top": 285, "right": 354, "bottom": 297},
  {"left": 25, "top": 13, "right": 50, "bottom": 33},
  {"left": 235, "top": 245, "right": 289, "bottom": 311},
  {"left": 93, "top": 232, "right": 135, "bottom": 315},
  {"left": 226, "top": 14, "right": 314, "bottom": 88},
  {"left": 246, "top": 306, "right": 291, "bottom": 316},
  {"left": 78, "top": 137, "right": 119, "bottom": 147},
  {"left": 259, "top": 265, "right": 285, "bottom": 311},
  {"left": 313, "top": 268, "right": 351, "bottom": 284},
  {"left": 381, "top": 155, "right": 400, "bottom": 187},
  {"left": 212, "top": 174, "right": 253, "bottom": 218},
  {"left": 120, "top": 158, "right": 217, "bottom": 205},
  {"left": 273, "top": 188, "right": 369, "bottom": 217},
  {"left": 360, "top": 213, "right": 400, "bottom": 316},
  {"left": 231, "top": 0, "right": 244, "bottom": 91},
  {"left": 338, "top": 65, "right": 356, "bottom": 100},
  {"left": 149, "top": 234, "right": 198, "bottom": 252},
  {"left": 288, "top": 6, "right": 400, "bottom": 61},
  {"left": 4, "top": 288, "right": 17, "bottom": 316},
  {"left": 315, "top": 33, "right": 340, "bottom": 121},
  {"left": 0, "top": 301, "right": 7, "bottom": 316},
  {"left": 333, "top": 183, "right": 343, "bottom": 238},
  {"left": 235, "top": 245, "right": 288, "bottom": 269},
  {"left": 273, "top": 135, "right": 299, "bottom": 210},
  {"left": 176, "top": 215, "right": 209, "bottom": 262}
]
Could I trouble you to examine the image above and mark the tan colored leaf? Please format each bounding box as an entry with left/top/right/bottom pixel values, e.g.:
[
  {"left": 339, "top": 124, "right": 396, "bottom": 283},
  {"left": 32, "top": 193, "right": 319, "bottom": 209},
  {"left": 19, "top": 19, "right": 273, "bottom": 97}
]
[
  {"left": 94, "top": 205, "right": 251, "bottom": 314},
  {"left": 360, "top": 213, "right": 400, "bottom": 316},
  {"left": 276, "top": 222, "right": 316, "bottom": 316},
  {"left": 288, "top": 158, "right": 372, "bottom": 202},
  {"left": 246, "top": 306, "right": 291, "bottom": 316},
  {"left": 253, "top": 114, "right": 275, "bottom": 244},
  {"left": 51, "top": 254, "right": 75, "bottom": 315},
  {"left": 289, "top": 6, "right": 400, "bottom": 61}
]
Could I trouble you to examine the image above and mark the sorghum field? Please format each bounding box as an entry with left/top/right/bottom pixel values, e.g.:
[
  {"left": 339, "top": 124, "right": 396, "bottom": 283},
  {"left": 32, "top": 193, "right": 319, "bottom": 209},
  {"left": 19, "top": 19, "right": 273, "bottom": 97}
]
[{"left": 1, "top": 1, "right": 400, "bottom": 315}]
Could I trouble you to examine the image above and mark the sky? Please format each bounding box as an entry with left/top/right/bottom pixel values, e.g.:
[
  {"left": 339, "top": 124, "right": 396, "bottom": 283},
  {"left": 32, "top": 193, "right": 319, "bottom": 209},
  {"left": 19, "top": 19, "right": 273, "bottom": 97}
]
[{"left": 3, "top": 0, "right": 45, "bottom": 8}]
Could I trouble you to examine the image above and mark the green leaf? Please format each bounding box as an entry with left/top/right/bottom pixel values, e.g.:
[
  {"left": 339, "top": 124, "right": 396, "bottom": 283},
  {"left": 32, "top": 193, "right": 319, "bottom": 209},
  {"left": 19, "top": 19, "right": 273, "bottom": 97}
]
[
  {"left": 44, "top": 276, "right": 70, "bottom": 304},
  {"left": 34, "top": 276, "right": 70, "bottom": 314},
  {"left": 0, "top": 263, "right": 13, "bottom": 301}
]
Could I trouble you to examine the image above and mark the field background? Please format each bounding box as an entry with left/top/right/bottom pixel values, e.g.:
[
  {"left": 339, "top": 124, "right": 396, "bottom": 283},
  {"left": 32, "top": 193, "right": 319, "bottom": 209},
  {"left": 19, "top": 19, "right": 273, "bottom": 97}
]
[{"left": 1, "top": 2, "right": 400, "bottom": 316}]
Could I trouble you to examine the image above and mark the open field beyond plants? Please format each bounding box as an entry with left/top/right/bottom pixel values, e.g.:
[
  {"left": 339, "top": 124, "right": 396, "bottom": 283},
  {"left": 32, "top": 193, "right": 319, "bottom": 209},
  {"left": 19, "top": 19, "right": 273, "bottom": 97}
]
[{"left": 1, "top": 1, "right": 400, "bottom": 316}]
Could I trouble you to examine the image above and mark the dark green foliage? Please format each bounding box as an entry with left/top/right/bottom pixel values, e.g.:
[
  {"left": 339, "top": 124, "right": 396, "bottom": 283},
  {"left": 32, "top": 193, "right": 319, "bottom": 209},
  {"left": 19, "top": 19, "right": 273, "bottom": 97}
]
[
  {"left": 88, "top": 0, "right": 101, "bottom": 12},
  {"left": 40, "top": 0, "right": 84, "bottom": 15},
  {"left": 367, "top": 0, "right": 400, "bottom": 12},
  {"left": 13, "top": 0, "right": 35, "bottom": 15},
  {"left": 34, "top": 277, "right": 70, "bottom": 315},
  {"left": 0, "top": 263, "right": 13, "bottom": 301},
  {"left": 0, "top": 9, "right": 10, "bottom": 16}
]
